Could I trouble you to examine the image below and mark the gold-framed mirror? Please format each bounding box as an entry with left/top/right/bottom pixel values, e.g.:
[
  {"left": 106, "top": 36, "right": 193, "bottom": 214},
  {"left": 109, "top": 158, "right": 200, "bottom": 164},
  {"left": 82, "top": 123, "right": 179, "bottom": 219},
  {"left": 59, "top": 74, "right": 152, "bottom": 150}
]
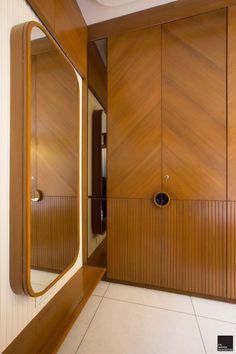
[{"left": 10, "top": 21, "right": 80, "bottom": 296}]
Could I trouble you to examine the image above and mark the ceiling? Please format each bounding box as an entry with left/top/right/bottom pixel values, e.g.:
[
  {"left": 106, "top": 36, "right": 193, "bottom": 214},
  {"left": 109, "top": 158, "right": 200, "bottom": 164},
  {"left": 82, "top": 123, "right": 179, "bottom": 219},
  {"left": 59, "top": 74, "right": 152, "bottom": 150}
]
[{"left": 76, "top": 0, "right": 177, "bottom": 25}]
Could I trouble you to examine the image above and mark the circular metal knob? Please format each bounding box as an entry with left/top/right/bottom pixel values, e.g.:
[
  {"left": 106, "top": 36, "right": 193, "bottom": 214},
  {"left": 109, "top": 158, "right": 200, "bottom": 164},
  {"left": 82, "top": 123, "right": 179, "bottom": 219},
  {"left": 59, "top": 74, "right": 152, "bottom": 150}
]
[
  {"left": 153, "top": 192, "right": 170, "bottom": 207},
  {"left": 31, "top": 189, "right": 42, "bottom": 202},
  {"left": 164, "top": 175, "right": 170, "bottom": 180}
]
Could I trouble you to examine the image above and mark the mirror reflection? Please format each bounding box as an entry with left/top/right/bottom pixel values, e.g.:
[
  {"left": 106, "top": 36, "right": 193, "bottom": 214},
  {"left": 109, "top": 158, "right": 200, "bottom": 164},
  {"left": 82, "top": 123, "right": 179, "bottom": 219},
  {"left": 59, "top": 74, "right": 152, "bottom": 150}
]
[
  {"left": 87, "top": 39, "right": 107, "bottom": 268},
  {"left": 30, "top": 27, "right": 79, "bottom": 293}
]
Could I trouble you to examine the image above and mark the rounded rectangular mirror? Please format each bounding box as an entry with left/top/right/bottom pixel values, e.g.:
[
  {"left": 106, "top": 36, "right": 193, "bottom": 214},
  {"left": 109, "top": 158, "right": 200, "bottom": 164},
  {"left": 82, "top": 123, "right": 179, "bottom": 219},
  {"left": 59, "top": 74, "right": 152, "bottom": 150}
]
[{"left": 10, "top": 22, "right": 80, "bottom": 296}]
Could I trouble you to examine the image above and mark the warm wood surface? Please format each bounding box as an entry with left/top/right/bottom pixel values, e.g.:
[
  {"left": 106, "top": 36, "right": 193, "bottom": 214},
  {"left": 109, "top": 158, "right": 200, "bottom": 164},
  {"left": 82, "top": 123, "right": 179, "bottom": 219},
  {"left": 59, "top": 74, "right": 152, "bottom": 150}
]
[
  {"left": 32, "top": 49, "right": 79, "bottom": 197},
  {"left": 228, "top": 5, "right": 236, "bottom": 200},
  {"left": 10, "top": 23, "right": 27, "bottom": 294},
  {"left": 88, "top": 237, "right": 107, "bottom": 268},
  {"left": 10, "top": 22, "right": 81, "bottom": 296},
  {"left": 31, "top": 197, "right": 78, "bottom": 273},
  {"left": 31, "top": 32, "right": 80, "bottom": 280},
  {"left": 107, "top": 9, "right": 228, "bottom": 299},
  {"left": 108, "top": 199, "right": 226, "bottom": 297},
  {"left": 162, "top": 9, "right": 227, "bottom": 200},
  {"left": 4, "top": 266, "right": 106, "bottom": 354},
  {"left": 27, "top": 0, "right": 87, "bottom": 77},
  {"left": 108, "top": 27, "right": 162, "bottom": 199},
  {"left": 88, "top": 41, "right": 107, "bottom": 110},
  {"left": 88, "top": 0, "right": 236, "bottom": 41},
  {"left": 227, "top": 6, "right": 236, "bottom": 300}
]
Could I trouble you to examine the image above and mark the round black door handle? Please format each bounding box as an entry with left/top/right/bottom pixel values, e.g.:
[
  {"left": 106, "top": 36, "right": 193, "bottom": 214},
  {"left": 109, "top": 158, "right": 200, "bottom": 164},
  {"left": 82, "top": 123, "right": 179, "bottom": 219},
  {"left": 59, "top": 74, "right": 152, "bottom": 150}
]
[{"left": 153, "top": 192, "right": 170, "bottom": 207}]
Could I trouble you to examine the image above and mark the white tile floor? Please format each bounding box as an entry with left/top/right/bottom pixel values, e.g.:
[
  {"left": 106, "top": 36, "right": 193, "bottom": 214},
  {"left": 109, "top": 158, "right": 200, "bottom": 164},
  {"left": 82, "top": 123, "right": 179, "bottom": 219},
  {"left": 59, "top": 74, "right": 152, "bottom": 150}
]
[{"left": 57, "top": 281, "right": 236, "bottom": 354}]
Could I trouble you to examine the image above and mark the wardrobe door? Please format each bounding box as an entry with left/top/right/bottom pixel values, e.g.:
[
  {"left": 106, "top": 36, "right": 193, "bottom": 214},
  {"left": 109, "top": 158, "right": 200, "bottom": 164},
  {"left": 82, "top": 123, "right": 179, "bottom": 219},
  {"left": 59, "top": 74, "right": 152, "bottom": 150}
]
[
  {"left": 107, "top": 27, "right": 162, "bottom": 283},
  {"left": 227, "top": 5, "right": 236, "bottom": 300},
  {"left": 162, "top": 10, "right": 227, "bottom": 296}
]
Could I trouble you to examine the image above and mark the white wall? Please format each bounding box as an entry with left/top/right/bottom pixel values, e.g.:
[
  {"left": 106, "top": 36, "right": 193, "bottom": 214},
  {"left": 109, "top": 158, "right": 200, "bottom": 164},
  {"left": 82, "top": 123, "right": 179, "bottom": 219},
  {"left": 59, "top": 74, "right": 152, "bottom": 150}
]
[{"left": 0, "top": 1, "right": 83, "bottom": 351}]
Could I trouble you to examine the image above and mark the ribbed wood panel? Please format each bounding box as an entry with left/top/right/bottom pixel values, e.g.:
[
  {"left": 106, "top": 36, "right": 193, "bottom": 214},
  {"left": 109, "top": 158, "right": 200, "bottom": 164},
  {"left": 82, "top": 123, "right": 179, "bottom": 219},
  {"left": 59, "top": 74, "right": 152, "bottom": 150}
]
[
  {"left": 227, "top": 202, "right": 236, "bottom": 299},
  {"left": 108, "top": 199, "right": 226, "bottom": 297},
  {"left": 31, "top": 197, "right": 78, "bottom": 273}
]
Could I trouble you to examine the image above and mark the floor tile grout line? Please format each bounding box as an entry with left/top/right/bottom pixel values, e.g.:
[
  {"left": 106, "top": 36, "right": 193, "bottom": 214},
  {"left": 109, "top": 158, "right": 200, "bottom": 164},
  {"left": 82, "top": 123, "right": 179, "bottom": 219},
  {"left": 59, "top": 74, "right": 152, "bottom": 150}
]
[
  {"left": 191, "top": 297, "right": 208, "bottom": 354},
  {"left": 104, "top": 290, "right": 236, "bottom": 326},
  {"left": 197, "top": 315, "right": 236, "bottom": 326},
  {"left": 75, "top": 283, "right": 110, "bottom": 354},
  {"left": 103, "top": 295, "right": 196, "bottom": 317},
  {"left": 75, "top": 296, "right": 103, "bottom": 354}
]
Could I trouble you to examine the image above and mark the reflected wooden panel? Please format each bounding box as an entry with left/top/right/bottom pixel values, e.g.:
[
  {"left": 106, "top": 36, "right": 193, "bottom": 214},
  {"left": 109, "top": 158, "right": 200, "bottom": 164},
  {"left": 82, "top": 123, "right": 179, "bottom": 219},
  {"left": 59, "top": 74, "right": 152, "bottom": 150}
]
[
  {"left": 31, "top": 197, "right": 78, "bottom": 273},
  {"left": 10, "top": 22, "right": 80, "bottom": 297},
  {"left": 107, "top": 199, "right": 226, "bottom": 297}
]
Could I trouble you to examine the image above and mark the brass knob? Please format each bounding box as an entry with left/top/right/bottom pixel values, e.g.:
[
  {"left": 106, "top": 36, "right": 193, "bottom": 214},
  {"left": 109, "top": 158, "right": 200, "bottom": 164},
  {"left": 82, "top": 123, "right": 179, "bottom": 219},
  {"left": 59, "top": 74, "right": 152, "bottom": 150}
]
[{"left": 31, "top": 189, "right": 42, "bottom": 202}]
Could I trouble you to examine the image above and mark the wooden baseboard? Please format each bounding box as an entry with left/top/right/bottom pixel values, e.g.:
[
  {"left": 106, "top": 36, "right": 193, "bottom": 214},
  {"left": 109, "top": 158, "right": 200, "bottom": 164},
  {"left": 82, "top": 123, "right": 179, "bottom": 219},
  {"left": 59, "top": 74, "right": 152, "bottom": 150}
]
[{"left": 4, "top": 266, "right": 106, "bottom": 354}]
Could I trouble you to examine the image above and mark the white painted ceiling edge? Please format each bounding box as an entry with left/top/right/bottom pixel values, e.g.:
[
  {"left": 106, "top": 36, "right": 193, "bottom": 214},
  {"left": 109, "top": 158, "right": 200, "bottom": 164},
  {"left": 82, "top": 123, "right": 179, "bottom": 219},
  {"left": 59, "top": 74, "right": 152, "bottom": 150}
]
[{"left": 76, "top": 0, "right": 177, "bottom": 25}]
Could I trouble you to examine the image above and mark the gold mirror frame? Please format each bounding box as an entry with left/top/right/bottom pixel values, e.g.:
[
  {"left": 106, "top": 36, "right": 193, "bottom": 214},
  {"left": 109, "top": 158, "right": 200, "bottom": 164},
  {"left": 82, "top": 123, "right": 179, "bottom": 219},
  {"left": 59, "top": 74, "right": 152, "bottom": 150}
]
[{"left": 10, "top": 21, "right": 80, "bottom": 297}]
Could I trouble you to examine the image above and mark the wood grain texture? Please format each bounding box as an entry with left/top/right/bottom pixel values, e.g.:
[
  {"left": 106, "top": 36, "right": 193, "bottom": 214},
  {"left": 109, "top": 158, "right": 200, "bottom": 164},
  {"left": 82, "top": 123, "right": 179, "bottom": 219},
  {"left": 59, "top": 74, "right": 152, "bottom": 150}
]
[
  {"left": 108, "top": 27, "right": 162, "bottom": 199},
  {"left": 107, "top": 199, "right": 227, "bottom": 297},
  {"left": 10, "top": 22, "right": 80, "bottom": 296},
  {"left": 4, "top": 266, "right": 106, "bottom": 354},
  {"left": 31, "top": 49, "right": 79, "bottom": 197},
  {"left": 88, "top": 0, "right": 236, "bottom": 41},
  {"left": 88, "top": 41, "right": 107, "bottom": 110},
  {"left": 228, "top": 5, "right": 236, "bottom": 200},
  {"left": 31, "top": 197, "right": 78, "bottom": 273},
  {"left": 227, "top": 202, "right": 236, "bottom": 299},
  {"left": 27, "top": 0, "right": 87, "bottom": 77},
  {"left": 162, "top": 9, "right": 227, "bottom": 200}
]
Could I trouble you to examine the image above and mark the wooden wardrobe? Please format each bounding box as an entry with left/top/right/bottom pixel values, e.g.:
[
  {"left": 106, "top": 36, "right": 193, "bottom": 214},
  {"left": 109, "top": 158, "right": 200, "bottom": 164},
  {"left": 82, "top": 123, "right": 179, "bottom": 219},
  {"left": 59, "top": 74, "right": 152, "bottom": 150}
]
[{"left": 107, "top": 7, "right": 236, "bottom": 301}]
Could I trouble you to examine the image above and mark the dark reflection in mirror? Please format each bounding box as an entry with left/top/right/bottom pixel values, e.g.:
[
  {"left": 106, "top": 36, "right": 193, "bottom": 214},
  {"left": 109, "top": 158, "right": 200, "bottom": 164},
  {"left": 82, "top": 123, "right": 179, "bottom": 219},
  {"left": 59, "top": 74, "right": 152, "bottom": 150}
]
[
  {"left": 87, "top": 39, "right": 107, "bottom": 268},
  {"left": 30, "top": 27, "right": 79, "bottom": 293}
]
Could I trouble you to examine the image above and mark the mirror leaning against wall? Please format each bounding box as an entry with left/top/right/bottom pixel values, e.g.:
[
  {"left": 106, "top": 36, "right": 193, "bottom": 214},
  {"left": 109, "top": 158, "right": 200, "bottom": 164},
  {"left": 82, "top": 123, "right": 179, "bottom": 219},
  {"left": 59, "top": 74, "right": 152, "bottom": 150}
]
[{"left": 10, "top": 22, "right": 80, "bottom": 296}]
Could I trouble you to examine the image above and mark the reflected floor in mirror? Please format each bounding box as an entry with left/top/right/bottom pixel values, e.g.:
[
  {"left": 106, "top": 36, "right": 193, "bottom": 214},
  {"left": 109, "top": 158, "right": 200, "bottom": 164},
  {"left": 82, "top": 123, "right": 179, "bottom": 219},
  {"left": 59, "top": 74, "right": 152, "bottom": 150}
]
[{"left": 30, "top": 269, "right": 59, "bottom": 292}]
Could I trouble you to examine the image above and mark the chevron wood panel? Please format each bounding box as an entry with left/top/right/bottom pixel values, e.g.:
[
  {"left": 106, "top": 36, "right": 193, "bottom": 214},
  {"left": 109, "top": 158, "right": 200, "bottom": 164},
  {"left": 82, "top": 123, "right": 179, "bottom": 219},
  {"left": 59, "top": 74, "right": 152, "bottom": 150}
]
[
  {"left": 108, "top": 27, "right": 162, "bottom": 199},
  {"left": 31, "top": 196, "right": 78, "bottom": 273},
  {"left": 107, "top": 199, "right": 226, "bottom": 297},
  {"left": 228, "top": 6, "right": 236, "bottom": 200},
  {"left": 162, "top": 10, "right": 227, "bottom": 200},
  {"left": 32, "top": 49, "right": 79, "bottom": 197}
]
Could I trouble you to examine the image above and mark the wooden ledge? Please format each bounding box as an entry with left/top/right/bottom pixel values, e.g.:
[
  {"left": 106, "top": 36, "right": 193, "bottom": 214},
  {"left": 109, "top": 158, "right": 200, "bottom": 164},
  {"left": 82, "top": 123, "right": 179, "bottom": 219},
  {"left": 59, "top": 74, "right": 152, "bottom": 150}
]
[{"left": 4, "top": 266, "right": 106, "bottom": 354}]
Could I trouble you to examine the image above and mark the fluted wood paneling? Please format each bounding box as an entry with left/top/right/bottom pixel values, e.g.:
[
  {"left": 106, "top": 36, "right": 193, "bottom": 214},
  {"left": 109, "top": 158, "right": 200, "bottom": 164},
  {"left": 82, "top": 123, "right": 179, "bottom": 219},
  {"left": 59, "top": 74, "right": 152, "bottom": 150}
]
[
  {"left": 108, "top": 199, "right": 226, "bottom": 297},
  {"left": 108, "top": 26, "right": 162, "bottom": 199},
  {"left": 31, "top": 197, "right": 78, "bottom": 273},
  {"left": 227, "top": 202, "right": 236, "bottom": 299},
  {"left": 162, "top": 9, "right": 227, "bottom": 201}
]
